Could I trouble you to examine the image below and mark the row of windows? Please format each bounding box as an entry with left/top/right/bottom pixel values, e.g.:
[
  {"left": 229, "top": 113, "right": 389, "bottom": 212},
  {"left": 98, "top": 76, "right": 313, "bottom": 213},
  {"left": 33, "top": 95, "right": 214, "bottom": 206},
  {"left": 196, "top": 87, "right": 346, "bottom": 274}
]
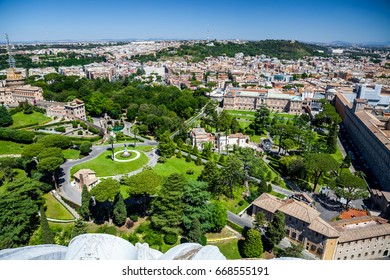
[{"left": 337, "top": 249, "right": 389, "bottom": 260}]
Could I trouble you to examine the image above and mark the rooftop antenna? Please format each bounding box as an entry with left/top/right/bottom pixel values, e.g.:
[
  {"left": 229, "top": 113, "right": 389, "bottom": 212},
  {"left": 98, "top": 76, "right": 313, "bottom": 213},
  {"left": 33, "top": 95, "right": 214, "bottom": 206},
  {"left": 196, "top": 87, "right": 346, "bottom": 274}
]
[
  {"left": 5, "top": 33, "right": 16, "bottom": 68},
  {"left": 206, "top": 25, "right": 210, "bottom": 42}
]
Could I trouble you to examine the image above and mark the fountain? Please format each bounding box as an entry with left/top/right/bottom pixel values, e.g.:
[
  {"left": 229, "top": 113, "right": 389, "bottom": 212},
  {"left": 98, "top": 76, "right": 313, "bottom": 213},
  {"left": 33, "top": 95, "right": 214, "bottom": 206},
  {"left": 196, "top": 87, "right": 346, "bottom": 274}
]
[{"left": 121, "top": 144, "right": 131, "bottom": 157}]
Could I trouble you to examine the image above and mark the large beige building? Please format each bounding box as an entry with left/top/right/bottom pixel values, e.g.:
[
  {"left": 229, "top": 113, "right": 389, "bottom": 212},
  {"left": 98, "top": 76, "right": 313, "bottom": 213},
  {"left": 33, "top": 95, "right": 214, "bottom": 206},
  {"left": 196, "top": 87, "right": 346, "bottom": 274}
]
[
  {"left": 334, "top": 92, "right": 390, "bottom": 191},
  {"left": 251, "top": 193, "right": 390, "bottom": 260},
  {"left": 223, "top": 88, "right": 302, "bottom": 113},
  {"left": 0, "top": 68, "right": 43, "bottom": 106},
  {"left": 44, "top": 98, "right": 87, "bottom": 121}
]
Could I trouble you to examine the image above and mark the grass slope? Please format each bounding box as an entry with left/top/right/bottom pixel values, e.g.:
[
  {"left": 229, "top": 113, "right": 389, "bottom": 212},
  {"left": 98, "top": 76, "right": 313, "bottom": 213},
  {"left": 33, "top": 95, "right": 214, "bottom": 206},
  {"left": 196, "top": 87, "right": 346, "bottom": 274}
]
[
  {"left": 11, "top": 111, "right": 51, "bottom": 128},
  {"left": 0, "top": 140, "right": 28, "bottom": 155},
  {"left": 153, "top": 156, "right": 204, "bottom": 180},
  {"left": 43, "top": 192, "right": 74, "bottom": 220}
]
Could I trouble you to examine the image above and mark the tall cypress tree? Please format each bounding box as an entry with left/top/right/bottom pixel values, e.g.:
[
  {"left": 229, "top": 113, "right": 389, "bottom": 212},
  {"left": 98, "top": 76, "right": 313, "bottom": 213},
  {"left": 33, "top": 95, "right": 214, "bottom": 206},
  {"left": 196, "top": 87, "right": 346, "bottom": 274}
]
[
  {"left": 71, "top": 219, "right": 87, "bottom": 239},
  {"left": 79, "top": 185, "right": 91, "bottom": 221},
  {"left": 267, "top": 211, "right": 286, "bottom": 248},
  {"left": 40, "top": 206, "right": 54, "bottom": 244},
  {"left": 113, "top": 193, "right": 127, "bottom": 226},
  {"left": 242, "top": 229, "right": 263, "bottom": 258},
  {"left": 151, "top": 173, "right": 186, "bottom": 232},
  {"left": 187, "top": 218, "right": 202, "bottom": 244},
  {"left": 0, "top": 106, "right": 13, "bottom": 127}
]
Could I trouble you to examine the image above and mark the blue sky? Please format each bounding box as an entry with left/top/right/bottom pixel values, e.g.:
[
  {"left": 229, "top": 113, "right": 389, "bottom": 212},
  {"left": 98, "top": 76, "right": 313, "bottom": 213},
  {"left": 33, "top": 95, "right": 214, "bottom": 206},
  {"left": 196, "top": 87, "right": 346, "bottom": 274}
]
[{"left": 0, "top": 0, "right": 389, "bottom": 43}]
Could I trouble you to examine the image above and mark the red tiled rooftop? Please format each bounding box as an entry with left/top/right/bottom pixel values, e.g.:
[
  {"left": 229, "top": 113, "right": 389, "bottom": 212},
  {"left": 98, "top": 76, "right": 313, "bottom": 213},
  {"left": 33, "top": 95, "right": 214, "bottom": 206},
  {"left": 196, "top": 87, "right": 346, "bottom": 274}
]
[{"left": 339, "top": 209, "right": 368, "bottom": 220}]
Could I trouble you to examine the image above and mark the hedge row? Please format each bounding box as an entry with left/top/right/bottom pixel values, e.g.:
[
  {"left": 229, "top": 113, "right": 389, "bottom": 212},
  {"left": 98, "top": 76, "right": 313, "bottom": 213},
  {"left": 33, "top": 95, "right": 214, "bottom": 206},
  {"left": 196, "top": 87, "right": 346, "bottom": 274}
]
[
  {"left": 0, "top": 128, "right": 35, "bottom": 143},
  {"left": 227, "top": 220, "right": 244, "bottom": 234}
]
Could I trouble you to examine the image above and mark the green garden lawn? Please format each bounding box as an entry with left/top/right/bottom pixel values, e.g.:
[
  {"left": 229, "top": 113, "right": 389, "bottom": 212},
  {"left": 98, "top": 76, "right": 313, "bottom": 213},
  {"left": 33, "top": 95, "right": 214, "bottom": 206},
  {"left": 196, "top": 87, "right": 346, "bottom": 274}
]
[
  {"left": 209, "top": 238, "right": 242, "bottom": 259},
  {"left": 10, "top": 111, "right": 51, "bottom": 128},
  {"left": 63, "top": 149, "right": 81, "bottom": 160},
  {"left": 70, "top": 147, "right": 149, "bottom": 177},
  {"left": 0, "top": 140, "right": 28, "bottom": 155},
  {"left": 43, "top": 192, "right": 74, "bottom": 220},
  {"left": 153, "top": 156, "right": 204, "bottom": 180}
]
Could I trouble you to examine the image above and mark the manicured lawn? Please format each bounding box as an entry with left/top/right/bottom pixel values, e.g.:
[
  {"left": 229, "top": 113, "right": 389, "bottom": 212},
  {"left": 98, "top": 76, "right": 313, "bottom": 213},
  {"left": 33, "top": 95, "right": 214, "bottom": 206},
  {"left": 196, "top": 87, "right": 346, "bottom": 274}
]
[
  {"left": 249, "top": 134, "right": 267, "bottom": 143},
  {"left": 10, "top": 111, "right": 51, "bottom": 128},
  {"left": 217, "top": 186, "right": 249, "bottom": 215},
  {"left": 43, "top": 192, "right": 74, "bottom": 220},
  {"left": 0, "top": 140, "right": 28, "bottom": 155},
  {"left": 270, "top": 190, "right": 287, "bottom": 199},
  {"left": 70, "top": 147, "right": 149, "bottom": 177},
  {"left": 270, "top": 113, "right": 297, "bottom": 119},
  {"left": 237, "top": 119, "right": 252, "bottom": 130},
  {"left": 225, "top": 110, "right": 256, "bottom": 116},
  {"left": 63, "top": 149, "right": 81, "bottom": 160},
  {"left": 210, "top": 238, "right": 242, "bottom": 260},
  {"left": 153, "top": 156, "right": 204, "bottom": 180},
  {"left": 205, "top": 227, "right": 237, "bottom": 241}
]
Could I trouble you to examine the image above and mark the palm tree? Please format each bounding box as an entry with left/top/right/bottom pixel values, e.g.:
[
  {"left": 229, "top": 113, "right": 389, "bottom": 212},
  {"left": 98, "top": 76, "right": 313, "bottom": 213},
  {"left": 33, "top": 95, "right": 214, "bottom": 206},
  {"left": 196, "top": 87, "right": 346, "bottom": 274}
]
[
  {"left": 133, "top": 126, "right": 139, "bottom": 148},
  {"left": 107, "top": 134, "right": 115, "bottom": 161}
]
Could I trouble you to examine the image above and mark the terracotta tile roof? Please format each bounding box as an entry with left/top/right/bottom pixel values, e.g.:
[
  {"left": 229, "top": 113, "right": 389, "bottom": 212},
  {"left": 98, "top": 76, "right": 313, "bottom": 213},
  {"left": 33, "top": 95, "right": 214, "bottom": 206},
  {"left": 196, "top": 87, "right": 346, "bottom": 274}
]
[
  {"left": 308, "top": 218, "right": 340, "bottom": 238},
  {"left": 252, "top": 193, "right": 285, "bottom": 213},
  {"left": 278, "top": 199, "right": 319, "bottom": 224}
]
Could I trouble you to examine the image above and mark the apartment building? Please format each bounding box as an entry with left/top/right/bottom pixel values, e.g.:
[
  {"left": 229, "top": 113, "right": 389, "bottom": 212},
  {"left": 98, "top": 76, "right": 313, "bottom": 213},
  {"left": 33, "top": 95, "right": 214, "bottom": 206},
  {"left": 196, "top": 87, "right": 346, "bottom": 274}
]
[
  {"left": 251, "top": 193, "right": 390, "bottom": 260},
  {"left": 44, "top": 98, "right": 86, "bottom": 121}
]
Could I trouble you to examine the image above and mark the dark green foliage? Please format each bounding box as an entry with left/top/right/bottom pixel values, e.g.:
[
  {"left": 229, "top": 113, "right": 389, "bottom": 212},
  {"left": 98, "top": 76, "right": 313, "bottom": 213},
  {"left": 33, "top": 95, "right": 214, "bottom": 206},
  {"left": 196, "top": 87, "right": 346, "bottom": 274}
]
[
  {"left": 157, "top": 156, "right": 167, "bottom": 163},
  {"left": 195, "top": 156, "right": 202, "bottom": 166},
  {"left": 198, "top": 161, "right": 222, "bottom": 196},
  {"left": 37, "top": 147, "right": 63, "bottom": 161},
  {"left": 279, "top": 156, "right": 306, "bottom": 179},
  {"left": 113, "top": 193, "right": 127, "bottom": 226},
  {"left": 182, "top": 181, "right": 212, "bottom": 233},
  {"left": 0, "top": 106, "right": 13, "bottom": 127},
  {"left": 79, "top": 186, "right": 91, "bottom": 220},
  {"left": 187, "top": 218, "right": 202, "bottom": 244},
  {"left": 176, "top": 149, "right": 182, "bottom": 158},
  {"left": 254, "top": 212, "right": 266, "bottom": 228},
  {"left": 250, "top": 106, "right": 270, "bottom": 134},
  {"left": 151, "top": 173, "right": 186, "bottom": 232},
  {"left": 267, "top": 211, "right": 286, "bottom": 248},
  {"left": 221, "top": 155, "right": 245, "bottom": 198},
  {"left": 0, "top": 128, "right": 35, "bottom": 143},
  {"left": 95, "top": 224, "right": 118, "bottom": 235},
  {"left": 186, "top": 169, "right": 194, "bottom": 175},
  {"left": 164, "top": 232, "right": 178, "bottom": 245},
  {"left": 122, "top": 169, "right": 160, "bottom": 197},
  {"left": 305, "top": 153, "right": 339, "bottom": 191},
  {"left": 330, "top": 172, "right": 369, "bottom": 209},
  {"left": 276, "top": 242, "right": 304, "bottom": 258},
  {"left": 143, "top": 228, "right": 163, "bottom": 247},
  {"left": 90, "top": 178, "right": 120, "bottom": 202},
  {"left": 37, "top": 134, "right": 72, "bottom": 149},
  {"left": 158, "top": 131, "right": 176, "bottom": 157},
  {"left": 127, "top": 232, "right": 139, "bottom": 245},
  {"left": 185, "top": 152, "right": 192, "bottom": 162},
  {"left": 327, "top": 124, "right": 338, "bottom": 154},
  {"left": 79, "top": 142, "right": 92, "bottom": 155},
  {"left": 129, "top": 214, "right": 138, "bottom": 222},
  {"left": 209, "top": 201, "right": 227, "bottom": 232},
  {"left": 40, "top": 206, "right": 54, "bottom": 244},
  {"left": 54, "top": 126, "right": 66, "bottom": 133},
  {"left": 242, "top": 229, "right": 263, "bottom": 258},
  {"left": 37, "top": 156, "right": 64, "bottom": 175},
  {"left": 71, "top": 219, "right": 87, "bottom": 239}
]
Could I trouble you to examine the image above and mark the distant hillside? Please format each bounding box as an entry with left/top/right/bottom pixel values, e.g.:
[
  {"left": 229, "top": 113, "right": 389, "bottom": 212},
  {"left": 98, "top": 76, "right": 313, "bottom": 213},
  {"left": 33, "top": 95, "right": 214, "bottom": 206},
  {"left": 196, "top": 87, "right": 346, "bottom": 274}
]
[{"left": 133, "top": 40, "right": 329, "bottom": 62}]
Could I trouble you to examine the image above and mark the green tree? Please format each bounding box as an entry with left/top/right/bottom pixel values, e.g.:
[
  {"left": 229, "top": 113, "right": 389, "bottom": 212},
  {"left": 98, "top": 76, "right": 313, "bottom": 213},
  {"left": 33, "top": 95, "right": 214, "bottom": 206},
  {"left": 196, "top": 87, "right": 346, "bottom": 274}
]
[
  {"left": 277, "top": 242, "right": 304, "bottom": 258},
  {"left": 221, "top": 155, "right": 245, "bottom": 198},
  {"left": 21, "top": 143, "right": 46, "bottom": 158},
  {"left": 195, "top": 155, "right": 202, "bottom": 166},
  {"left": 198, "top": 161, "right": 222, "bottom": 196},
  {"left": 158, "top": 131, "right": 176, "bottom": 158},
  {"left": 331, "top": 172, "right": 369, "bottom": 209},
  {"left": 327, "top": 124, "right": 338, "bottom": 153},
  {"left": 71, "top": 219, "right": 87, "bottom": 239},
  {"left": 209, "top": 201, "right": 227, "bottom": 232},
  {"left": 182, "top": 181, "right": 212, "bottom": 233},
  {"left": 79, "top": 185, "right": 91, "bottom": 220},
  {"left": 123, "top": 169, "right": 160, "bottom": 197},
  {"left": 185, "top": 152, "right": 192, "bottom": 162},
  {"left": 267, "top": 211, "right": 286, "bottom": 248},
  {"left": 270, "top": 123, "right": 298, "bottom": 154},
  {"left": 40, "top": 206, "right": 54, "bottom": 244},
  {"left": 217, "top": 110, "right": 232, "bottom": 132},
  {"left": 305, "top": 153, "right": 339, "bottom": 191},
  {"left": 151, "top": 173, "right": 186, "bottom": 232},
  {"left": 242, "top": 229, "right": 263, "bottom": 258},
  {"left": 0, "top": 106, "right": 13, "bottom": 127},
  {"left": 79, "top": 142, "right": 92, "bottom": 156},
  {"left": 250, "top": 105, "right": 270, "bottom": 134},
  {"left": 37, "top": 147, "right": 63, "bottom": 161},
  {"left": 90, "top": 178, "right": 120, "bottom": 202},
  {"left": 107, "top": 135, "right": 115, "bottom": 161},
  {"left": 37, "top": 156, "right": 64, "bottom": 190},
  {"left": 186, "top": 218, "right": 202, "bottom": 244},
  {"left": 253, "top": 211, "right": 266, "bottom": 228},
  {"left": 176, "top": 149, "right": 182, "bottom": 158},
  {"left": 113, "top": 193, "right": 127, "bottom": 226}
]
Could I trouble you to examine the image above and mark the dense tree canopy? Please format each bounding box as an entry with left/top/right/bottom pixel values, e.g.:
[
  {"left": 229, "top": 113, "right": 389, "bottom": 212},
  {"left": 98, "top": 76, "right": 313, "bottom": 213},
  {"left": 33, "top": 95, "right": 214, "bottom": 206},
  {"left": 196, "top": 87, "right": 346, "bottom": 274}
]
[
  {"left": 267, "top": 211, "right": 286, "bottom": 248},
  {"left": 121, "top": 169, "right": 161, "bottom": 197},
  {"left": 305, "top": 153, "right": 339, "bottom": 191},
  {"left": 242, "top": 229, "right": 263, "bottom": 258},
  {"left": 0, "top": 106, "right": 13, "bottom": 127},
  {"left": 90, "top": 178, "right": 120, "bottom": 202}
]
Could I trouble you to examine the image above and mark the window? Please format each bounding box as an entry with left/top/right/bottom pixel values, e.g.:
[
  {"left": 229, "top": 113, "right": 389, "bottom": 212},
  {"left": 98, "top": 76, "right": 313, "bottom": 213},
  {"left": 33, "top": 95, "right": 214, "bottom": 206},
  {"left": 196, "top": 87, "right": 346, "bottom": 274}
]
[
  {"left": 343, "top": 256, "right": 347, "bottom": 260},
  {"left": 365, "top": 252, "right": 368, "bottom": 257},
  {"left": 351, "top": 255, "right": 354, "bottom": 259},
  {"left": 311, "top": 245, "right": 317, "bottom": 251},
  {"left": 358, "top": 254, "right": 361, "bottom": 258},
  {"left": 372, "top": 251, "right": 375, "bottom": 255}
]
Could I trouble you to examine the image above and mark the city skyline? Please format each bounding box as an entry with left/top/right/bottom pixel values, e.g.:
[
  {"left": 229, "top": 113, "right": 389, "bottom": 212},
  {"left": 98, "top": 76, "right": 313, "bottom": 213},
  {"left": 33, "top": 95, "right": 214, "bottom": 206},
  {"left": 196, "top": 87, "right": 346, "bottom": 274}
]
[{"left": 0, "top": 0, "right": 390, "bottom": 43}]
